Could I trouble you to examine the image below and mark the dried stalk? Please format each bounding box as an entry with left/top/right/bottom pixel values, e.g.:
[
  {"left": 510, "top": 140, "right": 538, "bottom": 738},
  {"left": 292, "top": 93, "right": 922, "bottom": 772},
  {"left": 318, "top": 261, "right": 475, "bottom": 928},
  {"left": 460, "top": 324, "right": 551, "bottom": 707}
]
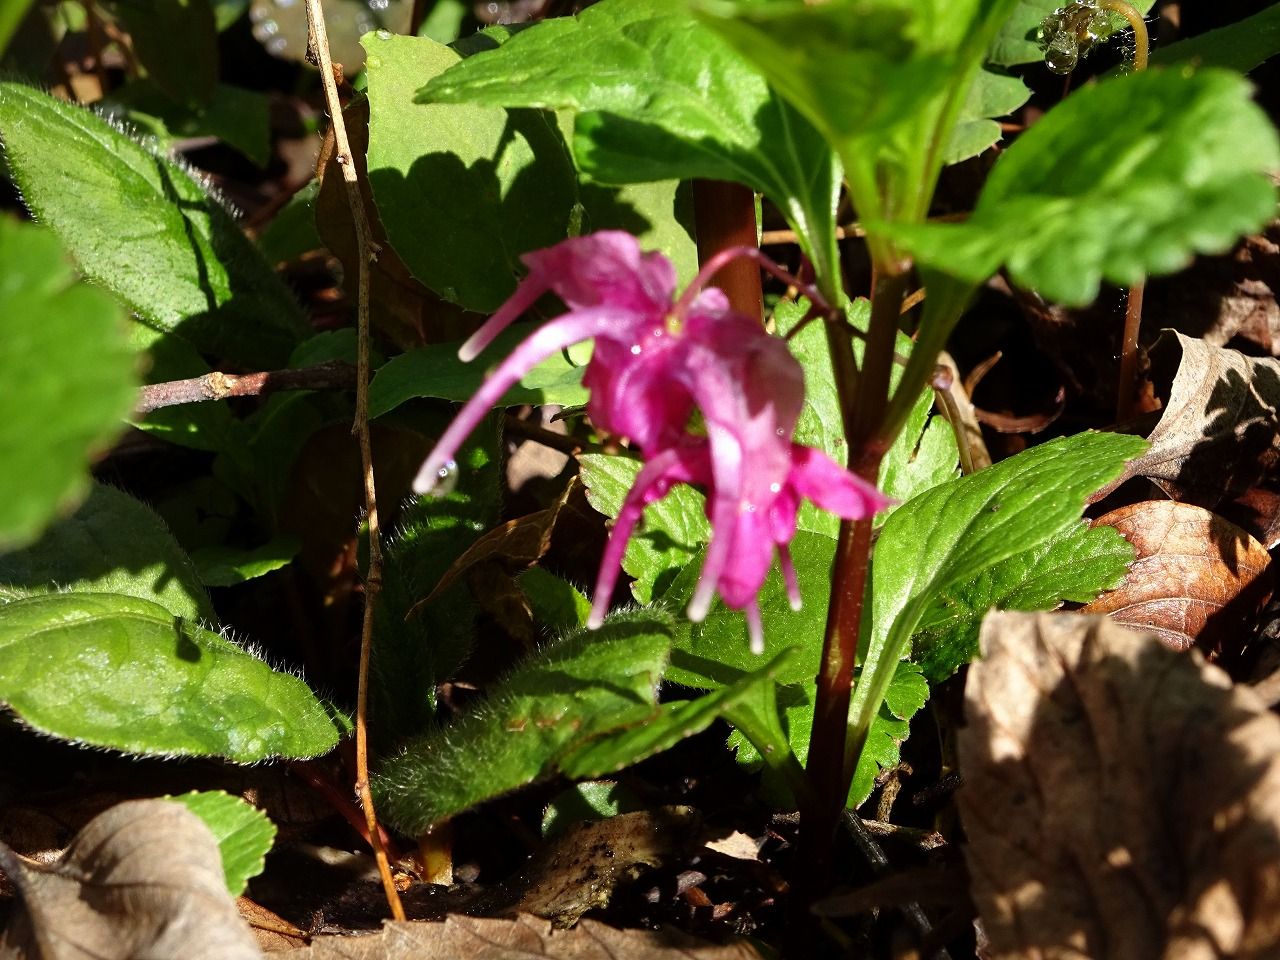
[
  {"left": 135, "top": 361, "right": 356, "bottom": 413},
  {"left": 303, "top": 0, "right": 405, "bottom": 921}
]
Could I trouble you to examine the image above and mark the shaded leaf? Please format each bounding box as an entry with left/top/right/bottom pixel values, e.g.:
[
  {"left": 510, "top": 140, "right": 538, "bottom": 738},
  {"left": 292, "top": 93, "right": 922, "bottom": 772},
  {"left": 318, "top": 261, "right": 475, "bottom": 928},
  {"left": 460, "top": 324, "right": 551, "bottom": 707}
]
[
  {"left": 369, "top": 326, "right": 591, "bottom": 419},
  {"left": 1153, "top": 4, "right": 1280, "bottom": 73},
  {"left": 519, "top": 567, "right": 592, "bottom": 633},
  {"left": 912, "top": 518, "right": 1133, "bottom": 682},
  {"left": 291, "top": 912, "right": 761, "bottom": 959},
  {"left": 189, "top": 536, "right": 301, "bottom": 587},
  {"left": 101, "top": 81, "right": 271, "bottom": 167},
  {"left": 0, "top": 593, "right": 342, "bottom": 761},
  {"left": 541, "top": 781, "right": 642, "bottom": 838},
  {"left": 364, "top": 33, "right": 579, "bottom": 312},
  {"left": 1105, "top": 331, "right": 1280, "bottom": 509},
  {"left": 0, "top": 799, "right": 260, "bottom": 959},
  {"left": 167, "top": 791, "right": 275, "bottom": 896},
  {"left": 373, "top": 609, "right": 672, "bottom": 835},
  {"left": 889, "top": 69, "right": 1280, "bottom": 305},
  {"left": 417, "top": 0, "right": 842, "bottom": 296},
  {"left": 960, "top": 612, "right": 1280, "bottom": 959},
  {"left": 0, "top": 219, "right": 135, "bottom": 551},
  {"left": 0, "top": 83, "right": 306, "bottom": 367},
  {"left": 1082, "top": 500, "right": 1272, "bottom": 653},
  {"left": 0, "top": 483, "right": 217, "bottom": 624},
  {"left": 109, "top": 0, "right": 218, "bottom": 107},
  {"left": 944, "top": 68, "right": 1030, "bottom": 165}
]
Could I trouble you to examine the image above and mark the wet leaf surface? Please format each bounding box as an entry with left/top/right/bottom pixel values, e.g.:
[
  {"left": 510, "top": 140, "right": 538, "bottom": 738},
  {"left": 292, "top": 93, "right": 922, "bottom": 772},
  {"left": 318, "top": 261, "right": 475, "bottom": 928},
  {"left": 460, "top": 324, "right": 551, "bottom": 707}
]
[
  {"left": 960, "top": 612, "right": 1280, "bottom": 960},
  {"left": 0, "top": 799, "right": 261, "bottom": 959},
  {"left": 1082, "top": 500, "right": 1272, "bottom": 653}
]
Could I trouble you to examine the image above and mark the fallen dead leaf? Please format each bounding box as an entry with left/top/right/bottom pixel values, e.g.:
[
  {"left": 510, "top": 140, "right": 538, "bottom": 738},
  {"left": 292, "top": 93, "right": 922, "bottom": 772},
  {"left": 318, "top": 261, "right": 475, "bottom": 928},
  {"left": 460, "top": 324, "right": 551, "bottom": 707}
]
[
  {"left": 1101, "top": 332, "right": 1280, "bottom": 508},
  {"left": 0, "top": 799, "right": 261, "bottom": 959},
  {"left": 285, "top": 912, "right": 762, "bottom": 959},
  {"left": 1081, "top": 500, "right": 1272, "bottom": 652},
  {"left": 959, "top": 611, "right": 1280, "bottom": 960}
]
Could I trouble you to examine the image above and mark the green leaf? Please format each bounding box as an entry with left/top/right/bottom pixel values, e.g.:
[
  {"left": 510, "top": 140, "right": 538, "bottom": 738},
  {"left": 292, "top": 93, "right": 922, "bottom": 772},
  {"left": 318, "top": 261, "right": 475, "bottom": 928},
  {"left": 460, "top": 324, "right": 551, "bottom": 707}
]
[
  {"left": 374, "top": 609, "right": 672, "bottom": 834},
  {"left": 889, "top": 69, "right": 1280, "bottom": 305},
  {"left": 848, "top": 432, "right": 1146, "bottom": 767},
  {"left": 0, "top": 483, "right": 217, "bottom": 624},
  {"left": 989, "top": 0, "right": 1154, "bottom": 66},
  {"left": 576, "top": 177, "right": 698, "bottom": 284},
  {"left": 0, "top": 83, "right": 307, "bottom": 367},
  {"left": 579, "top": 453, "right": 711, "bottom": 605},
  {"left": 0, "top": 219, "right": 136, "bottom": 551},
  {"left": 541, "top": 781, "right": 642, "bottom": 838},
  {"left": 912, "top": 520, "right": 1133, "bottom": 682},
  {"left": 692, "top": 0, "right": 1020, "bottom": 232},
  {"left": 0, "top": 593, "right": 343, "bottom": 760},
  {"left": 731, "top": 662, "right": 929, "bottom": 807},
  {"left": 368, "top": 327, "right": 591, "bottom": 419},
  {"left": 363, "top": 33, "right": 579, "bottom": 312},
  {"left": 665, "top": 531, "right": 835, "bottom": 688},
  {"left": 190, "top": 536, "right": 302, "bottom": 587},
  {"left": 109, "top": 0, "right": 218, "bottom": 107},
  {"left": 257, "top": 180, "right": 321, "bottom": 264},
  {"left": 102, "top": 81, "right": 271, "bottom": 168},
  {"left": 1153, "top": 4, "right": 1280, "bottom": 73},
  {"left": 168, "top": 791, "right": 275, "bottom": 895},
  {"left": 559, "top": 646, "right": 800, "bottom": 780},
  {"left": 416, "top": 0, "right": 842, "bottom": 298},
  {"left": 944, "top": 68, "right": 1029, "bottom": 165},
  {"left": 518, "top": 567, "right": 592, "bottom": 633}
]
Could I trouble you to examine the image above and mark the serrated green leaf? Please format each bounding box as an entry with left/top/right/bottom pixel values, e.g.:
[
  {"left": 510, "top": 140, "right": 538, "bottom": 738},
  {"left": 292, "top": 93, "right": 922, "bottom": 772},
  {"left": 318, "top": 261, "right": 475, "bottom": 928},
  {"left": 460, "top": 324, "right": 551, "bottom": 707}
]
[
  {"left": 374, "top": 609, "right": 672, "bottom": 834},
  {"left": 363, "top": 33, "right": 580, "bottom": 311},
  {"left": 912, "top": 519, "right": 1132, "bottom": 681},
  {"left": 416, "top": 0, "right": 842, "bottom": 298},
  {"left": 579, "top": 453, "right": 711, "bottom": 605},
  {"left": 0, "top": 219, "right": 136, "bottom": 551},
  {"left": 944, "top": 68, "right": 1029, "bottom": 165},
  {"left": 0, "top": 593, "right": 343, "bottom": 760},
  {"left": 168, "top": 791, "right": 275, "bottom": 895},
  {"left": 1153, "top": 4, "right": 1280, "bottom": 74},
  {"left": 692, "top": 0, "right": 1019, "bottom": 235},
  {"left": 0, "top": 483, "right": 216, "bottom": 624},
  {"left": 109, "top": 0, "right": 218, "bottom": 107},
  {"left": 889, "top": 69, "right": 1280, "bottom": 305},
  {"left": 190, "top": 536, "right": 301, "bottom": 587},
  {"left": 848, "top": 432, "right": 1147, "bottom": 767},
  {"left": 0, "top": 83, "right": 306, "bottom": 367},
  {"left": 368, "top": 327, "right": 591, "bottom": 419},
  {"left": 559, "top": 646, "right": 800, "bottom": 780},
  {"left": 731, "top": 662, "right": 929, "bottom": 807}
]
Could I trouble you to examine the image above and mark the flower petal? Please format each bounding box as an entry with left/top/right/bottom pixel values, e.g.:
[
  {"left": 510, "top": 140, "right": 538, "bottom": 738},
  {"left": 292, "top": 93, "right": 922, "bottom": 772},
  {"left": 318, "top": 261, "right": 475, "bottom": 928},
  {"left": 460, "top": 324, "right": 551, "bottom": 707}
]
[{"left": 787, "top": 445, "right": 895, "bottom": 519}]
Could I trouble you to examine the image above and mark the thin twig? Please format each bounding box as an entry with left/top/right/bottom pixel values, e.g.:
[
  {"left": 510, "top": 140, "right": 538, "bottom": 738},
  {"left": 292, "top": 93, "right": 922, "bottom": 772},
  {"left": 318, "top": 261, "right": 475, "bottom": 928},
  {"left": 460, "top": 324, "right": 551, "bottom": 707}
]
[
  {"left": 135, "top": 361, "right": 356, "bottom": 413},
  {"left": 304, "top": 0, "right": 405, "bottom": 921}
]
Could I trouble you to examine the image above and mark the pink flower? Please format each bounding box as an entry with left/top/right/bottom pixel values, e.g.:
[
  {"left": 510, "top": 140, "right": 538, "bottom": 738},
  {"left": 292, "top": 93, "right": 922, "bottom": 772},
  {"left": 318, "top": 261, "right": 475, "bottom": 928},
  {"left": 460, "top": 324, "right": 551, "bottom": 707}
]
[{"left": 412, "top": 232, "right": 891, "bottom": 651}]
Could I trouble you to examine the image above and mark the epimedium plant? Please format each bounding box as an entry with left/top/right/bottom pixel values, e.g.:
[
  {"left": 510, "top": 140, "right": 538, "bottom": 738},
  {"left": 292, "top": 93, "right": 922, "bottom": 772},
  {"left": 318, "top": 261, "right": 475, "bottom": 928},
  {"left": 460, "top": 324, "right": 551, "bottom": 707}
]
[{"left": 0, "top": 0, "right": 1277, "bottom": 905}]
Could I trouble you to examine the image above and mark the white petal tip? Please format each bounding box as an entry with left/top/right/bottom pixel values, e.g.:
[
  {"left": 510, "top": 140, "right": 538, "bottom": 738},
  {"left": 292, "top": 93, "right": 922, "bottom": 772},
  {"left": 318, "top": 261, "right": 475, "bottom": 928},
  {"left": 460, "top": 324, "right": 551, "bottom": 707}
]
[
  {"left": 789, "top": 596, "right": 803, "bottom": 613},
  {"left": 686, "top": 597, "right": 711, "bottom": 623},
  {"left": 586, "top": 614, "right": 604, "bottom": 630}
]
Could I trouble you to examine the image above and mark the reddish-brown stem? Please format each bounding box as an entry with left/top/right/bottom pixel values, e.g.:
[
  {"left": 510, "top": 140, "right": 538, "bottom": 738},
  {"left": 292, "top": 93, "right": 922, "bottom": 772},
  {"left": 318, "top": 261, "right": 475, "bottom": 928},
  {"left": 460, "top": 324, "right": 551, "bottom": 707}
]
[
  {"left": 692, "top": 180, "right": 763, "bottom": 320},
  {"left": 135, "top": 361, "right": 356, "bottom": 413},
  {"left": 1116, "top": 278, "right": 1147, "bottom": 423},
  {"left": 799, "top": 269, "right": 909, "bottom": 891}
]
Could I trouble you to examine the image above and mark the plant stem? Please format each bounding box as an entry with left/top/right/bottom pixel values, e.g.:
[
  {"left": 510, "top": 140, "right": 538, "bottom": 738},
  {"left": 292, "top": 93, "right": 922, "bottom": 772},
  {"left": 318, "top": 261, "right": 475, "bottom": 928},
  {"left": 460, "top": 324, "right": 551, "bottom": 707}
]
[
  {"left": 1100, "top": 0, "right": 1149, "bottom": 421},
  {"left": 305, "top": 0, "right": 405, "bottom": 923},
  {"left": 799, "top": 269, "right": 910, "bottom": 888},
  {"left": 134, "top": 361, "right": 356, "bottom": 413},
  {"left": 692, "top": 180, "right": 763, "bottom": 320}
]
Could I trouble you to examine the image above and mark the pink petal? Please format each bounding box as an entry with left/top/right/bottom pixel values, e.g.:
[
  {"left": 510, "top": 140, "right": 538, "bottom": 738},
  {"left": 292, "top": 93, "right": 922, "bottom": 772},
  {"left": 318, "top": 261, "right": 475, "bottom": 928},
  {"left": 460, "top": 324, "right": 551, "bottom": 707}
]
[
  {"left": 787, "top": 445, "right": 895, "bottom": 519},
  {"left": 688, "top": 422, "right": 745, "bottom": 622}
]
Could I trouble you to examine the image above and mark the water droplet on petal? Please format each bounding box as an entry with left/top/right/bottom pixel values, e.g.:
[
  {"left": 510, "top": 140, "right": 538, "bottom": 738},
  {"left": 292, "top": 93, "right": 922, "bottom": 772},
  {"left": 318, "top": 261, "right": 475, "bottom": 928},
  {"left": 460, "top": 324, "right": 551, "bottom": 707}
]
[
  {"left": 769, "top": 482, "right": 781, "bottom": 494},
  {"left": 629, "top": 344, "right": 642, "bottom": 355},
  {"left": 430, "top": 460, "right": 459, "bottom": 497}
]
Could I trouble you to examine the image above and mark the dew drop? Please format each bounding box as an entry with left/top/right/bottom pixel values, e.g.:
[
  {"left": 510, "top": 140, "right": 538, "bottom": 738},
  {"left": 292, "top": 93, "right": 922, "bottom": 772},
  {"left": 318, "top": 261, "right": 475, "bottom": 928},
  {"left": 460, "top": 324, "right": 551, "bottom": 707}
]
[
  {"left": 266, "top": 35, "right": 288, "bottom": 54},
  {"left": 629, "top": 344, "right": 642, "bottom": 355},
  {"left": 769, "top": 482, "right": 781, "bottom": 494},
  {"left": 429, "top": 460, "right": 460, "bottom": 497},
  {"left": 375, "top": 28, "right": 392, "bottom": 39},
  {"left": 775, "top": 427, "right": 785, "bottom": 437}
]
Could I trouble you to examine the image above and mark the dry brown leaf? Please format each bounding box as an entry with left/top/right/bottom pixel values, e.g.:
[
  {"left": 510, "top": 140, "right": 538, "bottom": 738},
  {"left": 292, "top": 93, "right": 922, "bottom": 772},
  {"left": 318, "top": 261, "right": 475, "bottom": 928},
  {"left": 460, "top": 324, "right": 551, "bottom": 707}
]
[
  {"left": 959, "top": 611, "right": 1280, "bottom": 960},
  {"left": 1081, "top": 500, "right": 1272, "bottom": 652},
  {"left": 0, "top": 799, "right": 261, "bottom": 959},
  {"left": 1101, "top": 332, "right": 1280, "bottom": 508},
  {"left": 286, "top": 912, "right": 762, "bottom": 959}
]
